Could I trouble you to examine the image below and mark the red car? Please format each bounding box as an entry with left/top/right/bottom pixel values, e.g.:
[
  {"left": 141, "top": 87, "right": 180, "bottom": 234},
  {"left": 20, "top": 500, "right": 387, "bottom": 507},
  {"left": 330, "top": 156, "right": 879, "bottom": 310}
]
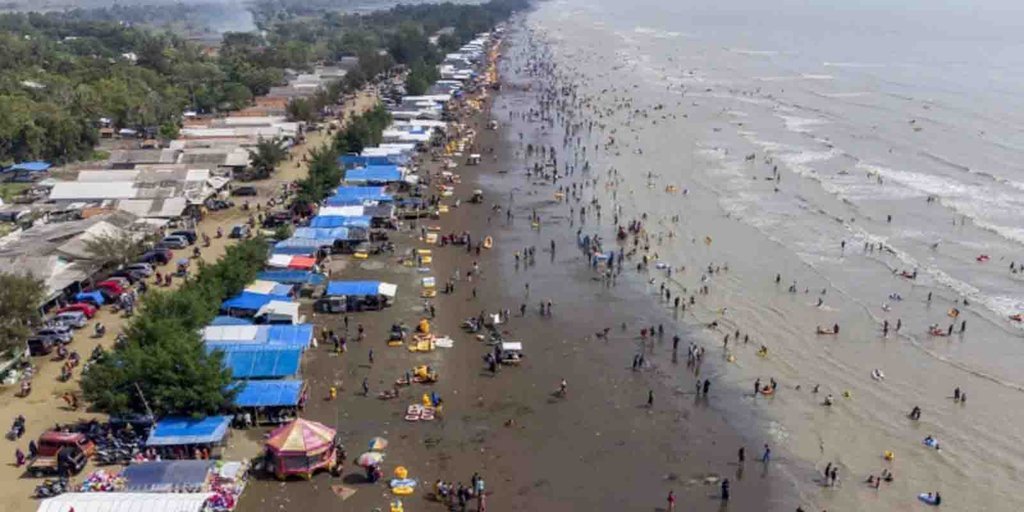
[
  {"left": 95, "top": 280, "right": 126, "bottom": 298},
  {"left": 56, "top": 303, "right": 98, "bottom": 319}
]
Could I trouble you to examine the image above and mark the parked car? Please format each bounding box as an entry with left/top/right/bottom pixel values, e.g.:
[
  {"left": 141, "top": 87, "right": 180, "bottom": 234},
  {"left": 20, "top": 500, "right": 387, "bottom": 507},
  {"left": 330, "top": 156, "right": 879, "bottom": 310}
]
[
  {"left": 139, "top": 249, "right": 172, "bottom": 265},
  {"left": 101, "top": 277, "right": 132, "bottom": 289},
  {"left": 231, "top": 186, "right": 258, "bottom": 197},
  {"left": 56, "top": 303, "right": 97, "bottom": 319},
  {"left": 26, "top": 431, "right": 94, "bottom": 477},
  {"left": 206, "top": 198, "right": 234, "bottom": 211},
  {"left": 169, "top": 230, "right": 197, "bottom": 244},
  {"left": 229, "top": 225, "right": 251, "bottom": 239},
  {"left": 34, "top": 325, "right": 72, "bottom": 344},
  {"left": 27, "top": 336, "right": 56, "bottom": 356},
  {"left": 94, "top": 281, "right": 126, "bottom": 300},
  {"left": 158, "top": 235, "right": 189, "bottom": 249},
  {"left": 125, "top": 263, "right": 154, "bottom": 276},
  {"left": 109, "top": 269, "right": 145, "bottom": 284},
  {"left": 261, "top": 211, "right": 292, "bottom": 228},
  {"left": 51, "top": 311, "right": 87, "bottom": 329}
]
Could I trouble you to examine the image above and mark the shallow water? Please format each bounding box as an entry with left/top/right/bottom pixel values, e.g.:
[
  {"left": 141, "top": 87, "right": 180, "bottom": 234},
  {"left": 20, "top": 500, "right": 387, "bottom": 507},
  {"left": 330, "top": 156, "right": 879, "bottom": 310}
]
[{"left": 496, "top": 1, "right": 1024, "bottom": 509}]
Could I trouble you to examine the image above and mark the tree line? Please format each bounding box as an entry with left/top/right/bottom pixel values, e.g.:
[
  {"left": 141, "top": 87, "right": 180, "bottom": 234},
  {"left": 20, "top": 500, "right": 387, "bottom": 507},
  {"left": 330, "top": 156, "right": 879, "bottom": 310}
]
[{"left": 80, "top": 238, "right": 268, "bottom": 418}]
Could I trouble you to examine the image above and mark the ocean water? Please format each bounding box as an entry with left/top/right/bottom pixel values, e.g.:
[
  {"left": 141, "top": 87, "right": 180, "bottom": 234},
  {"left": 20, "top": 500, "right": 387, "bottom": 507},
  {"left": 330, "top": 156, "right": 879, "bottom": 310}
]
[{"left": 506, "top": 0, "right": 1024, "bottom": 509}]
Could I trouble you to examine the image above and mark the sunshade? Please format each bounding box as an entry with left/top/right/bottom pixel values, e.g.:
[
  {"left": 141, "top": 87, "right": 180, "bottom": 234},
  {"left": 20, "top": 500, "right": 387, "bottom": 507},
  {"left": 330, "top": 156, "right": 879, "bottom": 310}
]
[
  {"left": 355, "top": 452, "right": 384, "bottom": 467},
  {"left": 265, "top": 418, "right": 336, "bottom": 455}
]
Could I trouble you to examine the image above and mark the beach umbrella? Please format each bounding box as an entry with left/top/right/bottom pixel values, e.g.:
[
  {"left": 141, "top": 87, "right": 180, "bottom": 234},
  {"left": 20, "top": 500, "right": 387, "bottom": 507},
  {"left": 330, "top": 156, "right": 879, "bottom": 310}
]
[
  {"left": 368, "top": 437, "right": 389, "bottom": 452},
  {"left": 356, "top": 451, "right": 384, "bottom": 468}
]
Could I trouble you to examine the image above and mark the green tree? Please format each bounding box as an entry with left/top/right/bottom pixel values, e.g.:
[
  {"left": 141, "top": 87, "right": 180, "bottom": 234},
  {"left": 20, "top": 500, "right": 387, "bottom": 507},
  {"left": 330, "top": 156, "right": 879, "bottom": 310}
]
[
  {"left": 0, "top": 273, "right": 45, "bottom": 354},
  {"left": 286, "top": 97, "right": 317, "bottom": 123},
  {"left": 82, "top": 231, "right": 152, "bottom": 269},
  {"left": 247, "top": 137, "right": 288, "bottom": 179}
]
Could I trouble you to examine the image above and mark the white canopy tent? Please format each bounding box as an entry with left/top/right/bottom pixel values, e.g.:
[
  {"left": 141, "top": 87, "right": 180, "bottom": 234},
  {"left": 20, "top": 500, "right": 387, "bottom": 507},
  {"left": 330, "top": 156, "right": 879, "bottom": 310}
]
[{"left": 36, "top": 492, "right": 214, "bottom": 512}]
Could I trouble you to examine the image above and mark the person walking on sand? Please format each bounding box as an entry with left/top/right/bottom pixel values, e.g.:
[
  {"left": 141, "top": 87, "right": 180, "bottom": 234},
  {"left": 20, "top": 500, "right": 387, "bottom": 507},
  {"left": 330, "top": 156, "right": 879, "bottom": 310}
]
[
  {"left": 762, "top": 444, "right": 771, "bottom": 463},
  {"left": 648, "top": 389, "right": 654, "bottom": 407},
  {"left": 703, "top": 379, "right": 711, "bottom": 395},
  {"left": 667, "top": 490, "right": 676, "bottom": 511},
  {"left": 368, "top": 349, "right": 374, "bottom": 365},
  {"left": 361, "top": 378, "right": 369, "bottom": 396},
  {"left": 738, "top": 447, "right": 745, "bottom": 464}
]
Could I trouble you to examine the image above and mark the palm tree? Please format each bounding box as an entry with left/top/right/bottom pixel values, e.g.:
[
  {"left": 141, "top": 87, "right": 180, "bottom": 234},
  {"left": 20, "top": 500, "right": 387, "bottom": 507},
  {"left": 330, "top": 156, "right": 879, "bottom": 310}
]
[{"left": 248, "top": 137, "right": 288, "bottom": 179}]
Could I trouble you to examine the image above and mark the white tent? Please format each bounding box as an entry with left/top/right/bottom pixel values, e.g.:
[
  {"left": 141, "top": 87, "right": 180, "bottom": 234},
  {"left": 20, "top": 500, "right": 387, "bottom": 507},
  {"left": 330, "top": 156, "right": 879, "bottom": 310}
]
[
  {"left": 255, "top": 300, "right": 302, "bottom": 325},
  {"left": 202, "top": 325, "right": 261, "bottom": 342},
  {"left": 319, "top": 205, "right": 365, "bottom": 217},
  {"left": 244, "top": 280, "right": 279, "bottom": 295},
  {"left": 37, "top": 492, "right": 214, "bottom": 512},
  {"left": 379, "top": 282, "right": 398, "bottom": 297}
]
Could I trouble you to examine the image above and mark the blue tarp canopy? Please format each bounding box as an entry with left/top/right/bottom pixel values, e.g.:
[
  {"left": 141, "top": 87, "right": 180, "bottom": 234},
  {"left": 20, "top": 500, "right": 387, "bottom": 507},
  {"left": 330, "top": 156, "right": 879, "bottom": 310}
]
[
  {"left": 273, "top": 237, "right": 323, "bottom": 255},
  {"left": 325, "top": 186, "right": 392, "bottom": 206},
  {"left": 74, "top": 291, "right": 106, "bottom": 305},
  {"left": 210, "top": 315, "right": 253, "bottom": 326},
  {"left": 220, "top": 291, "right": 291, "bottom": 312},
  {"left": 292, "top": 227, "right": 353, "bottom": 244},
  {"left": 145, "top": 416, "right": 231, "bottom": 446},
  {"left": 232, "top": 380, "right": 304, "bottom": 408},
  {"left": 211, "top": 345, "right": 302, "bottom": 378},
  {"left": 5, "top": 161, "right": 51, "bottom": 173},
  {"left": 309, "top": 215, "right": 372, "bottom": 228},
  {"left": 344, "top": 165, "right": 402, "bottom": 184},
  {"left": 121, "top": 460, "right": 215, "bottom": 492},
  {"left": 256, "top": 270, "right": 327, "bottom": 286},
  {"left": 325, "top": 280, "right": 389, "bottom": 297}
]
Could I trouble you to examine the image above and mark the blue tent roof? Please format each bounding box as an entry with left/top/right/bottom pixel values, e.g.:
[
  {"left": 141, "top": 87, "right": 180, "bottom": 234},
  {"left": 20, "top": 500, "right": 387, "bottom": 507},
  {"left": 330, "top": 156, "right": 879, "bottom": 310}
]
[
  {"left": 121, "top": 460, "right": 215, "bottom": 492},
  {"left": 210, "top": 315, "right": 253, "bottom": 326},
  {"left": 74, "top": 290, "right": 106, "bottom": 305},
  {"left": 211, "top": 346, "right": 302, "bottom": 378},
  {"left": 325, "top": 186, "right": 392, "bottom": 206},
  {"left": 256, "top": 270, "right": 327, "bottom": 286},
  {"left": 145, "top": 416, "right": 231, "bottom": 446},
  {"left": 309, "top": 215, "right": 372, "bottom": 228},
  {"left": 345, "top": 165, "right": 402, "bottom": 184},
  {"left": 292, "top": 227, "right": 353, "bottom": 243},
  {"left": 5, "top": 161, "right": 51, "bottom": 172},
  {"left": 325, "top": 280, "right": 382, "bottom": 297},
  {"left": 273, "top": 237, "right": 323, "bottom": 255},
  {"left": 220, "top": 291, "right": 291, "bottom": 312},
  {"left": 232, "top": 380, "right": 304, "bottom": 407}
]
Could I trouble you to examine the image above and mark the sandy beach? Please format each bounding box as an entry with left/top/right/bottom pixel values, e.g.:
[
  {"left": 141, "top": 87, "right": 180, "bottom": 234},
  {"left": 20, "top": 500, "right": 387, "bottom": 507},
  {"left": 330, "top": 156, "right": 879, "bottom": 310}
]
[{"left": 238, "top": 29, "right": 774, "bottom": 512}]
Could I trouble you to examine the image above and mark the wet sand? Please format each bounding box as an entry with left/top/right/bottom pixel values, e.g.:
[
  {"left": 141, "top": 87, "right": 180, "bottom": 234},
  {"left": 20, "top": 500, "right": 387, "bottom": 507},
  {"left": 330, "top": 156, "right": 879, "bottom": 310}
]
[{"left": 239, "top": 34, "right": 778, "bottom": 512}]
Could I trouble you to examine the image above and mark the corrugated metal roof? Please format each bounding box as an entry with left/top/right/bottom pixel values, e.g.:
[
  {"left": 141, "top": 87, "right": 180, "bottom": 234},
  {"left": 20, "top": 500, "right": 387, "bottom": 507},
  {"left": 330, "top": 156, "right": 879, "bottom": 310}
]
[{"left": 49, "top": 181, "right": 136, "bottom": 200}]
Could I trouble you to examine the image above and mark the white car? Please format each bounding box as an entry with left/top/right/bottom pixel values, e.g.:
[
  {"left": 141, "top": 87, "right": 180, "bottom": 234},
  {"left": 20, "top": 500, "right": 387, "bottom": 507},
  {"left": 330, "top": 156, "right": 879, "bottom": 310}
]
[
  {"left": 125, "top": 263, "right": 154, "bottom": 276},
  {"left": 51, "top": 311, "right": 87, "bottom": 329}
]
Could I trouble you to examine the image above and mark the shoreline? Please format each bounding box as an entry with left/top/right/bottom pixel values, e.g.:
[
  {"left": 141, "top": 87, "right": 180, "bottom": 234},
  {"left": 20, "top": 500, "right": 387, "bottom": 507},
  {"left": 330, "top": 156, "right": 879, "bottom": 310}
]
[{"left": 240, "top": 22, "right": 779, "bottom": 512}]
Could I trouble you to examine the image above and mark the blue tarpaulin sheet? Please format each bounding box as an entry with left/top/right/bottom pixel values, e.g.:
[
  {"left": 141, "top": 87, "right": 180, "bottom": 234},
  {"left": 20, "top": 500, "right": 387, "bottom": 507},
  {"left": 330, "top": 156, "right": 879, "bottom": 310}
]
[
  {"left": 292, "top": 227, "right": 352, "bottom": 243},
  {"left": 210, "top": 316, "right": 253, "bottom": 326},
  {"left": 121, "top": 460, "right": 215, "bottom": 492},
  {"left": 309, "top": 215, "right": 372, "bottom": 228},
  {"left": 256, "top": 270, "right": 327, "bottom": 286},
  {"left": 221, "top": 292, "right": 291, "bottom": 312},
  {"left": 345, "top": 165, "right": 402, "bottom": 184},
  {"left": 326, "top": 280, "right": 382, "bottom": 297},
  {"left": 211, "top": 346, "right": 302, "bottom": 378},
  {"left": 74, "top": 291, "right": 106, "bottom": 305},
  {"left": 145, "top": 416, "right": 231, "bottom": 446},
  {"left": 325, "top": 186, "right": 392, "bottom": 206},
  {"left": 273, "top": 237, "right": 323, "bottom": 255},
  {"left": 232, "top": 380, "right": 304, "bottom": 407},
  {"left": 5, "top": 161, "right": 51, "bottom": 173}
]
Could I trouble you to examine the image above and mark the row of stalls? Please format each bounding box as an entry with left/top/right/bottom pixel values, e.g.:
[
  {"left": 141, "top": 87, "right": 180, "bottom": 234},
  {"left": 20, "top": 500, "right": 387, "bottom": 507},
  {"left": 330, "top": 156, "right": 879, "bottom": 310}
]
[{"left": 41, "top": 457, "right": 247, "bottom": 512}]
